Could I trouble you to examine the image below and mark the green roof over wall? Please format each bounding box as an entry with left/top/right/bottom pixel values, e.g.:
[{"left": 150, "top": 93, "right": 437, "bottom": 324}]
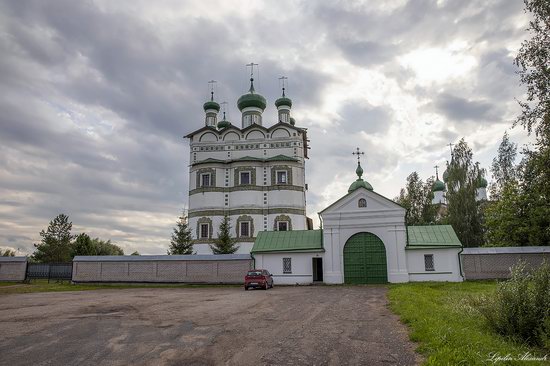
[
  {"left": 406, "top": 225, "right": 462, "bottom": 249},
  {"left": 252, "top": 230, "right": 324, "bottom": 253}
]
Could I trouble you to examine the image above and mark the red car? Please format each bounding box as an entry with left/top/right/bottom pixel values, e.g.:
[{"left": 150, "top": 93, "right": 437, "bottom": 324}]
[{"left": 244, "top": 269, "right": 274, "bottom": 290}]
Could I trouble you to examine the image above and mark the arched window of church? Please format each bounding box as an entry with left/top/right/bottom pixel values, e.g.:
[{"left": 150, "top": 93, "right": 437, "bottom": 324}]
[{"left": 358, "top": 198, "right": 367, "bottom": 208}]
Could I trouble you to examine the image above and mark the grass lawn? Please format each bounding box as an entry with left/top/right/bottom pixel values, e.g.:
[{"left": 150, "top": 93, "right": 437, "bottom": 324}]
[
  {"left": 0, "top": 280, "right": 239, "bottom": 295},
  {"left": 388, "top": 281, "right": 549, "bottom": 365}
]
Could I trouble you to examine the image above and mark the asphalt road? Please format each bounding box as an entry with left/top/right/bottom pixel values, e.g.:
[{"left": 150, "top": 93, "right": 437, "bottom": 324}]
[{"left": 0, "top": 286, "right": 420, "bottom": 365}]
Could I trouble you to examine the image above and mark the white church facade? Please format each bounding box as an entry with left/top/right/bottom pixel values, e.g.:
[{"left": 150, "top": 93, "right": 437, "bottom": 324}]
[
  {"left": 185, "top": 76, "right": 311, "bottom": 255},
  {"left": 185, "top": 72, "right": 463, "bottom": 284}
]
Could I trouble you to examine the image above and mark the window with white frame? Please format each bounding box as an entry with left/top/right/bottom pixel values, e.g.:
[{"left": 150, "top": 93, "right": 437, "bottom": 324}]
[
  {"left": 200, "top": 223, "right": 210, "bottom": 239},
  {"left": 283, "top": 257, "right": 292, "bottom": 273},
  {"left": 358, "top": 198, "right": 367, "bottom": 207},
  {"left": 240, "top": 171, "right": 251, "bottom": 185},
  {"left": 277, "top": 221, "right": 288, "bottom": 231},
  {"left": 424, "top": 254, "right": 435, "bottom": 271},
  {"left": 276, "top": 170, "right": 287, "bottom": 184},
  {"left": 200, "top": 173, "right": 211, "bottom": 187},
  {"left": 240, "top": 221, "right": 251, "bottom": 237}
]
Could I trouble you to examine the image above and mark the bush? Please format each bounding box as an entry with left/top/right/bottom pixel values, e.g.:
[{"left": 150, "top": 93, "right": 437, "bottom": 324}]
[{"left": 472, "top": 260, "right": 550, "bottom": 350}]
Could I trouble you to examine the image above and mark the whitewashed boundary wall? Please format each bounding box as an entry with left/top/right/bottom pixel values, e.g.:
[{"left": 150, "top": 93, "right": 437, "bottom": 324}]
[
  {"left": 72, "top": 254, "right": 253, "bottom": 284},
  {"left": 461, "top": 246, "right": 550, "bottom": 280},
  {"left": 0, "top": 257, "right": 27, "bottom": 281}
]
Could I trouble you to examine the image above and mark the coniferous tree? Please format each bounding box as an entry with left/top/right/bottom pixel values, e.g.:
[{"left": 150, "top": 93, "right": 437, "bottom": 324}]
[
  {"left": 32, "top": 213, "right": 74, "bottom": 262},
  {"left": 490, "top": 132, "right": 518, "bottom": 200},
  {"left": 210, "top": 215, "right": 239, "bottom": 254},
  {"left": 395, "top": 172, "right": 437, "bottom": 225},
  {"left": 446, "top": 139, "right": 485, "bottom": 247},
  {"left": 168, "top": 211, "right": 194, "bottom": 255}
]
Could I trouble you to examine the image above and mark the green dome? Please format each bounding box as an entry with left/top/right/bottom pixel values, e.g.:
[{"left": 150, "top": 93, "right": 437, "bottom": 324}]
[
  {"left": 348, "top": 179, "right": 373, "bottom": 192},
  {"left": 217, "top": 120, "right": 231, "bottom": 129},
  {"left": 477, "top": 177, "right": 488, "bottom": 188},
  {"left": 433, "top": 179, "right": 446, "bottom": 192},
  {"left": 275, "top": 97, "right": 292, "bottom": 108},
  {"left": 203, "top": 100, "right": 220, "bottom": 112},
  {"left": 289, "top": 117, "right": 296, "bottom": 126},
  {"left": 348, "top": 162, "right": 373, "bottom": 192},
  {"left": 237, "top": 93, "right": 266, "bottom": 111}
]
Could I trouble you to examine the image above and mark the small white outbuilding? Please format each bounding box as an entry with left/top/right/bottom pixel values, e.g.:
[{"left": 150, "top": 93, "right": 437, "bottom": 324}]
[{"left": 252, "top": 162, "right": 464, "bottom": 284}]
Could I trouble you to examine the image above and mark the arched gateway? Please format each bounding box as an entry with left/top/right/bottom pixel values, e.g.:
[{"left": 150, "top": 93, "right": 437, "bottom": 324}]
[{"left": 343, "top": 232, "right": 388, "bottom": 284}]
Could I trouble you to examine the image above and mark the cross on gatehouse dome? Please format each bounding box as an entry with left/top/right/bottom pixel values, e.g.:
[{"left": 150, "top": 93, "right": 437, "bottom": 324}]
[{"left": 348, "top": 147, "right": 373, "bottom": 192}]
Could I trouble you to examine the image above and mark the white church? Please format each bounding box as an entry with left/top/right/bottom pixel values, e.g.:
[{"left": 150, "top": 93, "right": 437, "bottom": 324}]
[{"left": 184, "top": 72, "right": 464, "bottom": 284}]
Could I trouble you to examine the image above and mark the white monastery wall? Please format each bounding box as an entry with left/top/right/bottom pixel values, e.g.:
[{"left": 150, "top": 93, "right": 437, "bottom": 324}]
[
  {"left": 406, "top": 248, "right": 463, "bottom": 282},
  {"left": 253, "top": 252, "right": 321, "bottom": 285}
]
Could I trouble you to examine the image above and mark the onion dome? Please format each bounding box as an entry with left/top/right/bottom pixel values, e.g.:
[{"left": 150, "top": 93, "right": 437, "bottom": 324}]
[
  {"left": 275, "top": 96, "right": 292, "bottom": 108},
  {"left": 203, "top": 100, "right": 220, "bottom": 112},
  {"left": 433, "top": 179, "right": 446, "bottom": 192},
  {"left": 217, "top": 112, "right": 231, "bottom": 129},
  {"left": 348, "top": 162, "right": 373, "bottom": 192},
  {"left": 289, "top": 117, "right": 296, "bottom": 126},
  {"left": 477, "top": 176, "right": 488, "bottom": 188},
  {"left": 237, "top": 78, "right": 266, "bottom": 111}
]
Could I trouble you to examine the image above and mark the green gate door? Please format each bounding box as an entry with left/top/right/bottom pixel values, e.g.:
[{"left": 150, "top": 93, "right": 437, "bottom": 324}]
[{"left": 344, "top": 232, "right": 387, "bottom": 284}]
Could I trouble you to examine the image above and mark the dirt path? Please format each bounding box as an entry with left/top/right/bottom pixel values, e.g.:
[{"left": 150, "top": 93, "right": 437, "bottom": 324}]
[{"left": 0, "top": 286, "right": 420, "bottom": 365}]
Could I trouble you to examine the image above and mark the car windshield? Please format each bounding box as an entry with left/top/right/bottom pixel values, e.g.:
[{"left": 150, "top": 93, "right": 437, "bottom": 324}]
[{"left": 247, "top": 271, "right": 263, "bottom": 276}]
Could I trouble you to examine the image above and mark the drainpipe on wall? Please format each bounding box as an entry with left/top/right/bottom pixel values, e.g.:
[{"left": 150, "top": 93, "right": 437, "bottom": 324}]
[
  {"left": 317, "top": 212, "right": 324, "bottom": 249},
  {"left": 250, "top": 253, "right": 256, "bottom": 269},
  {"left": 457, "top": 247, "right": 464, "bottom": 280}
]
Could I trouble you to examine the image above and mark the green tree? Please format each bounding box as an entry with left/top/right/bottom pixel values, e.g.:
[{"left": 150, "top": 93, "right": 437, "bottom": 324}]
[
  {"left": 484, "top": 133, "right": 528, "bottom": 246},
  {"left": 517, "top": 149, "right": 550, "bottom": 246},
  {"left": 71, "top": 233, "right": 124, "bottom": 256},
  {"left": 72, "top": 233, "right": 96, "bottom": 256},
  {"left": 514, "top": 0, "right": 550, "bottom": 137},
  {"left": 168, "top": 211, "right": 194, "bottom": 255},
  {"left": 490, "top": 132, "right": 518, "bottom": 200},
  {"left": 395, "top": 172, "right": 437, "bottom": 225},
  {"left": 484, "top": 181, "right": 529, "bottom": 246},
  {"left": 512, "top": 0, "right": 550, "bottom": 246},
  {"left": 446, "top": 139, "right": 485, "bottom": 247},
  {"left": 32, "top": 213, "right": 73, "bottom": 262},
  {"left": 210, "top": 215, "right": 239, "bottom": 254},
  {"left": 131, "top": 251, "right": 140, "bottom": 256},
  {"left": 1, "top": 248, "right": 16, "bottom": 256},
  {"left": 92, "top": 238, "right": 124, "bottom": 255}
]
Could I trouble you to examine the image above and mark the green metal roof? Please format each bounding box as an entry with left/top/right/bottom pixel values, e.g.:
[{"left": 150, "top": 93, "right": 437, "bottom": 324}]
[
  {"left": 237, "top": 93, "right": 267, "bottom": 111},
  {"left": 217, "top": 120, "right": 231, "bottom": 129},
  {"left": 203, "top": 100, "right": 220, "bottom": 111},
  {"left": 406, "top": 225, "right": 462, "bottom": 249},
  {"left": 275, "top": 96, "right": 292, "bottom": 108},
  {"left": 477, "top": 176, "right": 488, "bottom": 188},
  {"left": 252, "top": 230, "right": 324, "bottom": 253},
  {"left": 433, "top": 179, "right": 445, "bottom": 192}
]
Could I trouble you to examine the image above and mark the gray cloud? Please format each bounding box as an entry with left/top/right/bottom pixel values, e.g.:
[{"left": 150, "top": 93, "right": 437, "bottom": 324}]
[
  {"left": 432, "top": 93, "right": 497, "bottom": 121},
  {"left": 0, "top": 0, "right": 529, "bottom": 254}
]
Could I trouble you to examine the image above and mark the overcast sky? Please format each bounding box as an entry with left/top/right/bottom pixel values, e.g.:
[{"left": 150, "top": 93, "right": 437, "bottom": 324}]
[{"left": 0, "top": 0, "right": 532, "bottom": 255}]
